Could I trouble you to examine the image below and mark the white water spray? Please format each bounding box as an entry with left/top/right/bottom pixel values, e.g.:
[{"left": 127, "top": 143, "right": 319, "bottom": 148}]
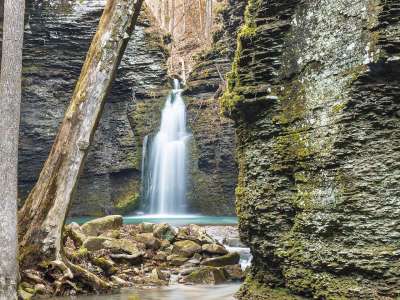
[{"left": 145, "top": 79, "right": 190, "bottom": 214}]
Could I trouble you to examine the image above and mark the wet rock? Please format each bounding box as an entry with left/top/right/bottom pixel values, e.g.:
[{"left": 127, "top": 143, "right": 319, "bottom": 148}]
[
  {"left": 153, "top": 223, "right": 176, "bottom": 242},
  {"left": 82, "top": 236, "right": 113, "bottom": 251},
  {"left": 150, "top": 267, "right": 169, "bottom": 281},
  {"left": 224, "top": 264, "right": 243, "bottom": 281},
  {"left": 103, "top": 239, "right": 142, "bottom": 256},
  {"left": 81, "top": 215, "right": 123, "bottom": 236},
  {"left": 201, "top": 252, "right": 240, "bottom": 267},
  {"left": 183, "top": 267, "right": 227, "bottom": 285},
  {"left": 138, "top": 222, "right": 154, "bottom": 233},
  {"left": 167, "top": 254, "right": 189, "bottom": 266},
  {"left": 172, "top": 240, "right": 202, "bottom": 258},
  {"left": 134, "top": 233, "right": 161, "bottom": 250},
  {"left": 202, "top": 243, "right": 228, "bottom": 255}
]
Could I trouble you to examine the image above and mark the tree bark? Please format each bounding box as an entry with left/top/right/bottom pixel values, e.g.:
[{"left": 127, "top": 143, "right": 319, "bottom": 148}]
[
  {"left": 18, "top": 0, "right": 144, "bottom": 271},
  {"left": 0, "top": 0, "right": 25, "bottom": 299}
]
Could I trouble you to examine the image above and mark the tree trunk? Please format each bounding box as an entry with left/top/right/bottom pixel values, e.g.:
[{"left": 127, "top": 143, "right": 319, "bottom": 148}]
[
  {"left": 0, "top": 0, "right": 25, "bottom": 299},
  {"left": 18, "top": 0, "right": 144, "bottom": 271}
]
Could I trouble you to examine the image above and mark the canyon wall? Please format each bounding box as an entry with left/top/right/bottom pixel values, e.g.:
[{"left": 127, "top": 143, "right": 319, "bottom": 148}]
[
  {"left": 18, "top": 0, "right": 237, "bottom": 216},
  {"left": 19, "top": 0, "right": 169, "bottom": 216},
  {"left": 221, "top": 0, "right": 400, "bottom": 298}
]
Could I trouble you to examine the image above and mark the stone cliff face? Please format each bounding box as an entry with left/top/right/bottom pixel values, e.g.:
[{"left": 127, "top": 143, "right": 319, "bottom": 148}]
[
  {"left": 221, "top": 0, "right": 400, "bottom": 298},
  {"left": 20, "top": 0, "right": 169, "bottom": 216},
  {"left": 183, "top": 0, "right": 246, "bottom": 215},
  {"left": 18, "top": 0, "right": 238, "bottom": 217}
]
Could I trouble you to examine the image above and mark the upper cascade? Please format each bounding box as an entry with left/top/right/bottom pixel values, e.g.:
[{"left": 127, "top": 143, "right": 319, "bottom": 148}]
[{"left": 144, "top": 79, "right": 190, "bottom": 215}]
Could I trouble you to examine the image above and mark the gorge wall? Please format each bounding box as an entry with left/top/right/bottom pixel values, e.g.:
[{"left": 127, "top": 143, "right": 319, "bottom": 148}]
[
  {"left": 19, "top": 0, "right": 169, "bottom": 216},
  {"left": 18, "top": 0, "right": 237, "bottom": 216},
  {"left": 219, "top": 0, "right": 400, "bottom": 298}
]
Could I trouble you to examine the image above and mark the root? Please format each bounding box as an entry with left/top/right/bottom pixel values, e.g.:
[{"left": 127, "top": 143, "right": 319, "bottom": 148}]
[
  {"left": 64, "top": 258, "right": 113, "bottom": 291},
  {"left": 49, "top": 253, "right": 113, "bottom": 296}
]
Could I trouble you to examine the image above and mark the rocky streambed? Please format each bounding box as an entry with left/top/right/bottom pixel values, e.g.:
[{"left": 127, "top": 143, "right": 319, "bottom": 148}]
[{"left": 19, "top": 215, "right": 249, "bottom": 299}]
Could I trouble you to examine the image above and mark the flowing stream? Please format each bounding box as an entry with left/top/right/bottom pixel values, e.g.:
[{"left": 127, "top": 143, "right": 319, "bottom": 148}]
[{"left": 142, "top": 79, "right": 190, "bottom": 214}]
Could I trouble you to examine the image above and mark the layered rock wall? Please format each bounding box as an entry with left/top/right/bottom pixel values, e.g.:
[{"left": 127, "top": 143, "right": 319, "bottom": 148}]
[
  {"left": 221, "top": 0, "right": 400, "bottom": 298},
  {"left": 19, "top": 0, "right": 169, "bottom": 216},
  {"left": 183, "top": 0, "right": 246, "bottom": 215}
]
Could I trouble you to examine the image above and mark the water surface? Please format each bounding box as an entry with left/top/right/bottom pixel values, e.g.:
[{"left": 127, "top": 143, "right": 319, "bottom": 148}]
[
  {"left": 68, "top": 214, "right": 238, "bottom": 226},
  {"left": 52, "top": 284, "right": 240, "bottom": 300}
]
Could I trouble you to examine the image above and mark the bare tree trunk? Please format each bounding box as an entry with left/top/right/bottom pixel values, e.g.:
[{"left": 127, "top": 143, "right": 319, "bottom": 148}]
[
  {"left": 18, "top": 0, "right": 144, "bottom": 272},
  {"left": 0, "top": 0, "right": 25, "bottom": 299}
]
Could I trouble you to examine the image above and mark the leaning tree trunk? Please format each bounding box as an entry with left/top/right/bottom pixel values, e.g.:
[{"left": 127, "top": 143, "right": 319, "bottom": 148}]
[
  {"left": 18, "top": 0, "right": 144, "bottom": 272},
  {"left": 0, "top": 0, "right": 25, "bottom": 299}
]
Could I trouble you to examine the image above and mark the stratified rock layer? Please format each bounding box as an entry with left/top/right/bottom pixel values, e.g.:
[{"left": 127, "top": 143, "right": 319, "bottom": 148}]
[
  {"left": 183, "top": 0, "right": 247, "bottom": 215},
  {"left": 19, "top": 0, "right": 168, "bottom": 216},
  {"left": 222, "top": 0, "right": 400, "bottom": 298}
]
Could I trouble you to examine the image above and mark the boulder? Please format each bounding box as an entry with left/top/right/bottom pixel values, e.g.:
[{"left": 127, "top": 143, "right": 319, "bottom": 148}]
[
  {"left": 65, "top": 222, "right": 86, "bottom": 246},
  {"left": 177, "top": 224, "right": 215, "bottom": 244},
  {"left": 173, "top": 240, "right": 202, "bottom": 258},
  {"left": 100, "top": 229, "right": 120, "bottom": 239},
  {"left": 153, "top": 223, "right": 176, "bottom": 242},
  {"left": 81, "top": 215, "right": 123, "bottom": 236},
  {"left": 224, "top": 264, "right": 244, "bottom": 281},
  {"left": 184, "top": 266, "right": 227, "bottom": 284},
  {"left": 150, "top": 267, "right": 169, "bottom": 281},
  {"left": 202, "top": 243, "right": 228, "bottom": 255},
  {"left": 103, "top": 239, "right": 142, "bottom": 256},
  {"left": 134, "top": 233, "right": 161, "bottom": 250},
  {"left": 139, "top": 222, "right": 154, "bottom": 233},
  {"left": 201, "top": 252, "right": 240, "bottom": 267},
  {"left": 82, "top": 236, "right": 113, "bottom": 251},
  {"left": 167, "top": 254, "right": 189, "bottom": 266}
]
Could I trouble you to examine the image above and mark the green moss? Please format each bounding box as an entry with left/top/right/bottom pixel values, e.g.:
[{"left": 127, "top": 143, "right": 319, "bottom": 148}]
[
  {"left": 283, "top": 267, "right": 360, "bottom": 300},
  {"left": 114, "top": 192, "right": 139, "bottom": 214},
  {"left": 219, "top": 0, "right": 262, "bottom": 116},
  {"left": 332, "top": 102, "right": 347, "bottom": 113},
  {"left": 238, "top": 275, "right": 301, "bottom": 299}
]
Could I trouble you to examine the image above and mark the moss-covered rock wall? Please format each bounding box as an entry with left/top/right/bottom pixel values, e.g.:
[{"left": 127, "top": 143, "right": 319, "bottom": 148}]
[
  {"left": 221, "top": 0, "right": 400, "bottom": 298},
  {"left": 183, "top": 0, "right": 247, "bottom": 215}
]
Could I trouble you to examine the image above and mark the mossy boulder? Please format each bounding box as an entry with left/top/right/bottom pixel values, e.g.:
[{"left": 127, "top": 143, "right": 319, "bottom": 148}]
[
  {"left": 134, "top": 233, "right": 161, "bottom": 250},
  {"left": 81, "top": 215, "right": 123, "bottom": 236},
  {"left": 153, "top": 223, "right": 176, "bottom": 242},
  {"left": 184, "top": 266, "right": 227, "bottom": 284},
  {"left": 173, "top": 240, "right": 202, "bottom": 258},
  {"left": 82, "top": 236, "right": 113, "bottom": 251},
  {"left": 201, "top": 252, "right": 240, "bottom": 267},
  {"left": 224, "top": 264, "right": 244, "bottom": 281},
  {"left": 167, "top": 254, "right": 189, "bottom": 266},
  {"left": 202, "top": 243, "right": 228, "bottom": 255},
  {"left": 103, "top": 239, "right": 142, "bottom": 256}
]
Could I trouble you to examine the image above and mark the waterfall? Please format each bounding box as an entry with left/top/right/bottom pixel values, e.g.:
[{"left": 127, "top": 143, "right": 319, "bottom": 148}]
[{"left": 144, "top": 79, "right": 190, "bottom": 215}]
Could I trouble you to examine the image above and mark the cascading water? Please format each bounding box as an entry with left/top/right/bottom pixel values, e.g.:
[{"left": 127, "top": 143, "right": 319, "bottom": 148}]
[{"left": 143, "top": 79, "right": 190, "bottom": 215}]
